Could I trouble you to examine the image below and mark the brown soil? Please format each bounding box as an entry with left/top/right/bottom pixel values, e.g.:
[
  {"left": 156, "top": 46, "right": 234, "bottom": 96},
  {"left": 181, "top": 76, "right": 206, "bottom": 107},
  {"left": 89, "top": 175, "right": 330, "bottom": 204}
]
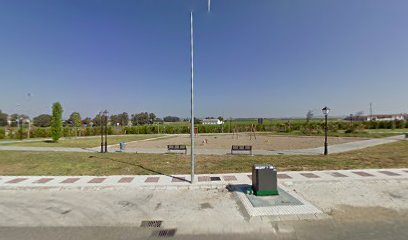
[{"left": 123, "top": 134, "right": 367, "bottom": 151}]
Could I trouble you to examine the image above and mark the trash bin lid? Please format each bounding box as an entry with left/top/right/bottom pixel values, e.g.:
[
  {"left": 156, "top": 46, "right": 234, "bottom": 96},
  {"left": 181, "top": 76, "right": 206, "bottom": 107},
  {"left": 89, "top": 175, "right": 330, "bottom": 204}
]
[{"left": 253, "top": 164, "right": 275, "bottom": 170}]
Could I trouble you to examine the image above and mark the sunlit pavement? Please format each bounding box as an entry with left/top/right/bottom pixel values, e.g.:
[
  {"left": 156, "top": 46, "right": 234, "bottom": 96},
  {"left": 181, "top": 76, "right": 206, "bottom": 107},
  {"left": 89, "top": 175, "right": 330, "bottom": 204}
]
[{"left": 0, "top": 169, "right": 407, "bottom": 239}]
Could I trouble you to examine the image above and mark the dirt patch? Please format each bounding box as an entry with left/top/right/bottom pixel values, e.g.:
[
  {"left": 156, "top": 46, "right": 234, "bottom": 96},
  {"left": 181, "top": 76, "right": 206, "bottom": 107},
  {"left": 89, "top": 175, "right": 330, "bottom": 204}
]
[{"left": 120, "top": 134, "right": 367, "bottom": 151}]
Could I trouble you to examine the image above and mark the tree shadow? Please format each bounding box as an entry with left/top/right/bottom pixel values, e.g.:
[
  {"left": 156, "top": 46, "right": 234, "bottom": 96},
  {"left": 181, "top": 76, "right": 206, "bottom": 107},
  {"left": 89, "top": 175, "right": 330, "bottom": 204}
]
[{"left": 88, "top": 155, "right": 190, "bottom": 183}]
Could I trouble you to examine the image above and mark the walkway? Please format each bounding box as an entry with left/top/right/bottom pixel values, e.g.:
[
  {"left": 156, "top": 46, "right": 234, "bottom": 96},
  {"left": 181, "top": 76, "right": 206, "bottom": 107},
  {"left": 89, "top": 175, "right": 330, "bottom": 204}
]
[
  {"left": 1, "top": 168, "right": 407, "bottom": 190},
  {"left": 0, "top": 135, "right": 405, "bottom": 155}
]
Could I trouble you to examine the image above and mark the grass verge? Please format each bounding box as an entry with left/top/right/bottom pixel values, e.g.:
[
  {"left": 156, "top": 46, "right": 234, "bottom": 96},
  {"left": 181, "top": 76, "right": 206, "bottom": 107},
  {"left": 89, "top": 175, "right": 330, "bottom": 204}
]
[
  {"left": 0, "top": 141, "right": 407, "bottom": 176},
  {"left": 1, "top": 135, "right": 164, "bottom": 148}
]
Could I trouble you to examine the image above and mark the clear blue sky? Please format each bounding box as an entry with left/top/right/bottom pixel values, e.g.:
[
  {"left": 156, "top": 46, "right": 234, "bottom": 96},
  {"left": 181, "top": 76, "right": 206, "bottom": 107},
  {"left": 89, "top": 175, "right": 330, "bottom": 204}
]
[{"left": 1, "top": 0, "right": 408, "bottom": 119}]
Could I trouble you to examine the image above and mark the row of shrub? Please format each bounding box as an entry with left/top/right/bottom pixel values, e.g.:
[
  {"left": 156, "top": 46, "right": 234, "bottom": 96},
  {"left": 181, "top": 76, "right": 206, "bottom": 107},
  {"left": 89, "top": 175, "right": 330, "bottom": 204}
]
[{"left": 1, "top": 120, "right": 407, "bottom": 139}]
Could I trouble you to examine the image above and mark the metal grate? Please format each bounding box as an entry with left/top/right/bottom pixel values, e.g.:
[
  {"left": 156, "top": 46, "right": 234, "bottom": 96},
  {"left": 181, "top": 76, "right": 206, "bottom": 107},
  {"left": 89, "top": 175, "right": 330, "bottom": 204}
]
[
  {"left": 140, "top": 220, "right": 162, "bottom": 228},
  {"left": 151, "top": 229, "right": 177, "bottom": 238},
  {"left": 210, "top": 177, "right": 221, "bottom": 181}
]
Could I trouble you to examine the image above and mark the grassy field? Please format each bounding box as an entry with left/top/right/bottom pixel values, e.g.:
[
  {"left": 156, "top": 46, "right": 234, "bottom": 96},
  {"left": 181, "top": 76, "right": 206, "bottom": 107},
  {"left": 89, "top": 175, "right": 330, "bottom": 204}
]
[
  {"left": 0, "top": 141, "right": 407, "bottom": 176},
  {"left": 366, "top": 128, "right": 408, "bottom": 133},
  {"left": 1, "top": 135, "right": 163, "bottom": 148}
]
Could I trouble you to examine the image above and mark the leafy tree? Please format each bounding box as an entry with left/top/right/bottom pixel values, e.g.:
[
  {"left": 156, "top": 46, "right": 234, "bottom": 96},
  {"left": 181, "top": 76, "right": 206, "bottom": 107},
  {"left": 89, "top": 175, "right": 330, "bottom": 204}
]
[
  {"left": 306, "top": 110, "right": 313, "bottom": 122},
  {"left": 148, "top": 113, "right": 156, "bottom": 124},
  {"left": 33, "top": 114, "right": 52, "bottom": 127},
  {"left": 92, "top": 114, "right": 102, "bottom": 126},
  {"left": 0, "top": 110, "right": 8, "bottom": 127},
  {"left": 194, "top": 117, "right": 202, "bottom": 124},
  {"left": 163, "top": 116, "right": 180, "bottom": 122},
  {"left": 82, "top": 117, "right": 92, "bottom": 126},
  {"left": 217, "top": 116, "right": 224, "bottom": 122},
  {"left": 110, "top": 114, "right": 120, "bottom": 126},
  {"left": 51, "top": 102, "right": 63, "bottom": 142},
  {"left": 119, "top": 112, "right": 129, "bottom": 126},
  {"left": 69, "top": 112, "right": 82, "bottom": 128},
  {"left": 131, "top": 112, "right": 149, "bottom": 125}
]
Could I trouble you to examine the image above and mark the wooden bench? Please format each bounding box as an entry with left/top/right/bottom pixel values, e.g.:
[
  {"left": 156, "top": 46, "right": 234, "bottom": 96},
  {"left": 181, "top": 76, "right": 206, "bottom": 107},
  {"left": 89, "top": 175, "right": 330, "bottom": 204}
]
[
  {"left": 167, "top": 145, "right": 187, "bottom": 154},
  {"left": 231, "top": 145, "right": 252, "bottom": 155}
]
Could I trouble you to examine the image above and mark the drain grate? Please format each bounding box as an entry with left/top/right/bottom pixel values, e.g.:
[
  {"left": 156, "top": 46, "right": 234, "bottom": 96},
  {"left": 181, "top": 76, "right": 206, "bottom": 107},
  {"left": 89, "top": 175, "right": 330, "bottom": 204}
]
[
  {"left": 140, "top": 220, "right": 162, "bottom": 228},
  {"left": 151, "top": 229, "right": 177, "bottom": 238},
  {"left": 210, "top": 177, "right": 221, "bottom": 181}
]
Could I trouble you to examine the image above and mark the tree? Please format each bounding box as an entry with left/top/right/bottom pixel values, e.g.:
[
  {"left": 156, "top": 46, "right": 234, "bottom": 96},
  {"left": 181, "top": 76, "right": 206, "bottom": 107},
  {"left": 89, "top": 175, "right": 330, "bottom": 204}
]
[
  {"left": 217, "top": 116, "right": 224, "bottom": 122},
  {"left": 92, "top": 114, "right": 102, "bottom": 126},
  {"left": 306, "top": 110, "right": 314, "bottom": 122},
  {"left": 0, "top": 110, "right": 8, "bottom": 127},
  {"left": 33, "top": 114, "right": 51, "bottom": 127},
  {"left": 69, "top": 112, "right": 82, "bottom": 128},
  {"left": 131, "top": 112, "right": 149, "bottom": 125},
  {"left": 82, "top": 117, "right": 91, "bottom": 126},
  {"left": 148, "top": 113, "right": 156, "bottom": 124},
  {"left": 119, "top": 112, "right": 129, "bottom": 126},
  {"left": 51, "top": 102, "right": 63, "bottom": 142},
  {"left": 194, "top": 117, "right": 202, "bottom": 124},
  {"left": 163, "top": 116, "right": 180, "bottom": 122}
]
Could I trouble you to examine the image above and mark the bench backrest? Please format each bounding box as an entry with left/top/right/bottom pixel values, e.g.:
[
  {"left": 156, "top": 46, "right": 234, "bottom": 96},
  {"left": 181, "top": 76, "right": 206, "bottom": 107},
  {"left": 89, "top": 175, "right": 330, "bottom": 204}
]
[
  {"left": 168, "top": 145, "right": 187, "bottom": 150},
  {"left": 232, "top": 145, "right": 252, "bottom": 150}
]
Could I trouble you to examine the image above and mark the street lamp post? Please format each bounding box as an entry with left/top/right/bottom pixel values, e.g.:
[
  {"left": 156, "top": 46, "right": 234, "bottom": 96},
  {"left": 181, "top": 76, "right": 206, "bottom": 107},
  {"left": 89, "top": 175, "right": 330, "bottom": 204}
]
[
  {"left": 322, "top": 106, "right": 330, "bottom": 155},
  {"left": 100, "top": 111, "right": 104, "bottom": 153},
  {"left": 104, "top": 110, "right": 109, "bottom": 153}
]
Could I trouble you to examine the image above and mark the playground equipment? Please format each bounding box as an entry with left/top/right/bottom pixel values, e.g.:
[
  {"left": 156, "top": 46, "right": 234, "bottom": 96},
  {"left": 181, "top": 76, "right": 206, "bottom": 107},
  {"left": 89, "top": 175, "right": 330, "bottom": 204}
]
[{"left": 249, "top": 124, "right": 256, "bottom": 140}]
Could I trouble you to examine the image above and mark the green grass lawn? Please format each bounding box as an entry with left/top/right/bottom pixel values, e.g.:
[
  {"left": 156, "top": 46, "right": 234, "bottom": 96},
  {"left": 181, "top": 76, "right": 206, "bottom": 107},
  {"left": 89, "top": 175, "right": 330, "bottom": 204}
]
[
  {"left": 0, "top": 141, "right": 407, "bottom": 176},
  {"left": 1, "top": 135, "right": 164, "bottom": 148},
  {"left": 259, "top": 130, "right": 397, "bottom": 138},
  {"left": 366, "top": 128, "right": 408, "bottom": 133}
]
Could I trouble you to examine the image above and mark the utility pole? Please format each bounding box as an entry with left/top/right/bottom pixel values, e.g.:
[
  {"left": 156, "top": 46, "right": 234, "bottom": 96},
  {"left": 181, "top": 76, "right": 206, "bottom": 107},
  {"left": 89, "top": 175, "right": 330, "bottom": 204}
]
[{"left": 190, "top": 11, "right": 195, "bottom": 184}]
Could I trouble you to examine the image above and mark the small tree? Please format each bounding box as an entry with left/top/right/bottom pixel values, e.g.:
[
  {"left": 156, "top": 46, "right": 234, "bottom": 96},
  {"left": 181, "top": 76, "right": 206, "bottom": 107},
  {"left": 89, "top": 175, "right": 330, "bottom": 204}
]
[
  {"left": 0, "top": 110, "right": 8, "bottom": 126},
  {"left": 306, "top": 110, "right": 313, "bottom": 122},
  {"left": 69, "top": 112, "right": 81, "bottom": 136},
  {"left": 33, "top": 114, "right": 52, "bottom": 127},
  {"left": 51, "top": 102, "right": 63, "bottom": 142}
]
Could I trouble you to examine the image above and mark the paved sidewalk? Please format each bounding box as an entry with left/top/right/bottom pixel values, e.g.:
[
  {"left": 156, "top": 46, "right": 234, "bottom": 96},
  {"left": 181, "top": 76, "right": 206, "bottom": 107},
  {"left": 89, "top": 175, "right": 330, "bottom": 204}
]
[
  {"left": 1, "top": 169, "right": 407, "bottom": 239},
  {"left": 1, "top": 168, "right": 407, "bottom": 190}
]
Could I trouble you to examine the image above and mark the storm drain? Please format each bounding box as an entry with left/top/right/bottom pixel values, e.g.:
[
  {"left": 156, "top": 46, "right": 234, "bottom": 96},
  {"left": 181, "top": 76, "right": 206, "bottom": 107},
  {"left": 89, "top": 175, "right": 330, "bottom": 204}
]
[
  {"left": 140, "top": 220, "right": 162, "bottom": 228},
  {"left": 210, "top": 177, "right": 221, "bottom": 181},
  {"left": 151, "top": 229, "right": 177, "bottom": 238}
]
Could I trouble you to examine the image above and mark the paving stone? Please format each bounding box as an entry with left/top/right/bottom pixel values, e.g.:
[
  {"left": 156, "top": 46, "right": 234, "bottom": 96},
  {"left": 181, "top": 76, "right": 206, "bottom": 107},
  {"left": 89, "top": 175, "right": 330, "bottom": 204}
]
[
  {"left": 172, "top": 177, "right": 186, "bottom": 182},
  {"left": 326, "top": 172, "right": 348, "bottom": 178},
  {"left": 61, "top": 178, "right": 80, "bottom": 184},
  {"left": 145, "top": 177, "right": 160, "bottom": 183},
  {"left": 277, "top": 174, "right": 292, "bottom": 179},
  {"left": 300, "top": 173, "right": 320, "bottom": 178},
  {"left": 33, "top": 178, "right": 53, "bottom": 184},
  {"left": 88, "top": 178, "right": 106, "bottom": 183},
  {"left": 378, "top": 171, "right": 400, "bottom": 176},
  {"left": 222, "top": 175, "right": 237, "bottom": 181},
  {"left": 6, "top": 178, "right": 28, "bottom": 184},
  {"left": 352, "top": 171, "right": 374, "bottom": 177},
  {"left": 198, "top": 176, "right": 210, "bottom": 182},
  {"left": 118, "top": 177, "right": 134, "bottom": 183}
]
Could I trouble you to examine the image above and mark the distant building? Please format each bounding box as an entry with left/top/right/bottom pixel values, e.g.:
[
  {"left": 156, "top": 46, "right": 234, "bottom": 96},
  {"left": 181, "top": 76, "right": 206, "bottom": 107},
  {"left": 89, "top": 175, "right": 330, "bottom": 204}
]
[
  {"left": 202, "top": 119, "right": 224, "bottom": 125},
  {"left": 367, "top": 114, "right": 406, "bottom": 121},
  {"left": 344, "top": 113, "right": 407, "bottom": 122}
]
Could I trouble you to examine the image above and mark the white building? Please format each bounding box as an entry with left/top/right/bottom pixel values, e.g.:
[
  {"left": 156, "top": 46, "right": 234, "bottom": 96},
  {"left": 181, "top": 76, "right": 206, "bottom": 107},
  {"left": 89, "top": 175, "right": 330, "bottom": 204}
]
[
  {"left": 202, "top": 119, "right": 224, "bottom": 125},
  {"left": 367, "top": 114, "right": 406, "bottom": 121}
]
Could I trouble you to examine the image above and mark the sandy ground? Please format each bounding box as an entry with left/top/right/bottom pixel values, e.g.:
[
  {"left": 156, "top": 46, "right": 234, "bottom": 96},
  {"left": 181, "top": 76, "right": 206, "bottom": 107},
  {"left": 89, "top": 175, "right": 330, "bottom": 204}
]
[{"left": 123, "top": 134, "right": 367, "bottom": 151}]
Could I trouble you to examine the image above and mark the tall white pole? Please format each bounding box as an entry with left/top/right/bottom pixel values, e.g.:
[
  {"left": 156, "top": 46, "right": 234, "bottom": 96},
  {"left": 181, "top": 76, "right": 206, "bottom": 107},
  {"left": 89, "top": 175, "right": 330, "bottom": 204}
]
[{"left": 190, "top": 11, "right": 195, "bottom": 184}]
